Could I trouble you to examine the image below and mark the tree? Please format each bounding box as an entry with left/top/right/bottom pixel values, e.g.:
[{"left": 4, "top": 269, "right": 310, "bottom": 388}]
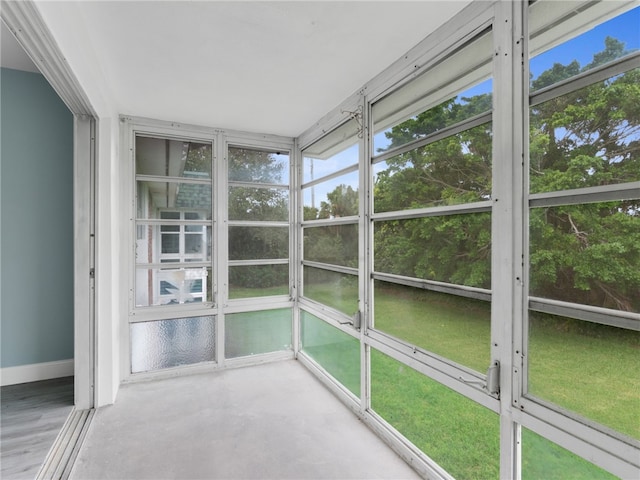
[
  {"left": 528, "top": 38, "right": 640, "bottom": 311},
  {"left": 228, "top": 148, "right": 289, "bottom": 290},
  {"left": 372, "top": 38, "right": 639, "bottom": 310},
  {"left": 304, "top": 184, "right": 359, "bottom": 268}
]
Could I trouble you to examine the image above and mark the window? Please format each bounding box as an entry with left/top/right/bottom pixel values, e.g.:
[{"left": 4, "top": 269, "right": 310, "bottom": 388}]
[
  {"left": 525, "top": 2, "right": 640, "bottom": 441},
  {"left": 134, "top": 136, "right": 213, "bottom": 307},
  {"left": 227, "top": 146, "right": 290, "bottom": 299},
  {"left": 301, "top": 118, "right": 360, "bottom": 317},
  {"left": 370, "top": 30, "right": 493, "bottom": 375}
]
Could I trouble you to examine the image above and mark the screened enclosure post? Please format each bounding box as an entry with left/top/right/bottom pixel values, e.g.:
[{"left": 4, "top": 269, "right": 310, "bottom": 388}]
[
  {"left": 74, "top": 115, "right": 96, "bottom": 410},
  {"left": 215, "top": 133, "right": 226, "bottom": 364},
  {"left": 291, "top": 138, "right": 300, "bottom": 355},
  {"left": 493, "top": 1, "right": 525, "bottom": 478},
  {"left": 359, "top": 95, "right": 371, "bottom": 411}
]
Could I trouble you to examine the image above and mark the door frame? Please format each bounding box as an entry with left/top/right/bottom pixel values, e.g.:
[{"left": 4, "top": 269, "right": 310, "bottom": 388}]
[{"left": 2, "top": 1, "right": 97, "bottom": 409}]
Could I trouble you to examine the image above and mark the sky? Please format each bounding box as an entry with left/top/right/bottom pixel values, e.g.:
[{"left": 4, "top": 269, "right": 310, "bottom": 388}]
[{"left": 304, "top": 6, "right": 639, "bottom": 210}]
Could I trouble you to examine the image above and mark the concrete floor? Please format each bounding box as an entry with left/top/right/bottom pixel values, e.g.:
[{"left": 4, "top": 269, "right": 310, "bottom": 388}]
[{"left": 70, "top": 360, "right": 420, "bottom": 479}]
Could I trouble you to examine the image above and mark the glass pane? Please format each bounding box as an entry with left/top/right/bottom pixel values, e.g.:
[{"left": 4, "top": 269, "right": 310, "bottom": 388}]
[
  {"left": 228, "top": 186, "right": 289, "bottom": 221},
  {"left": 135, "top": 267, "right": 211, "bottom": 307},
  {"left": 303, "top": 224, "right": 358, "bottom": 268},
  {"left": 225, "top": 309, "right": 291, "bottom": 359},
  {"left": 529, "top": 202, "right": 639, "bottom": 312},
  {"left": 131, "top": 316, "right": 215, "bottom": 373},
  {"left": 529, "top": 70, "right": 640, "bottom": 194},
  {"left": 372, "top": 32, "right": 492, "bottom": 154},
  {"left": 530, "top": 5, "right": 640, "bottom": 91},
  {"left": 374, "top": 281, "right": 490, "bottom": 373},
  {"left": 160, "top": 211, "right": 180, "bottom": 220},
  {"left": 522, "top": 428, "right": 618, "bottom": 480},
  {"left": 184, "top": 234, "right": 202, "bottom": 254},
  {"left": 528, "top": 310, "right": 640, "bottom": 439},
  {"left": 374, "top": 80, "right": 492, "bottom": 154},
  {"left": 136, "top": 181, "right": 212, "bottom": 218},
  {"left": 228, "top": 147, "right": 289, "bottom": 185},
  {"left": 228, "top": 226, "right": 288, "bottom": 261},
  {"left": 161, "top": 234, "right": 179, "bottom": 254},
  {"left": 136, "top": 136, "right": 211, "bottom": 178},
  {"left": 303, "top": 267, "right": 358, "bottom": 315},
  {"left": 371, "top": 349, "right": 500, "bottom": 479},
  {"left": 302, "top": 119, "right": 358, "bottom": 184},
  {"left": 229, "top": 264, "right": 289, "bottom": 299},
  {"left": 300, "top": 311, "right": 360, "bottom": 397},
  {"left": 302, "top": 173, "right": 359, "bottom": 221},
  {"left": 374, "top": 213, "right": 491, "bottom": 289},
  {"left": 374, "top": 122, "right": 492, "bottom": 212},
  {"left": 136, "top": 225, "right": 211, "bottom": 264}
]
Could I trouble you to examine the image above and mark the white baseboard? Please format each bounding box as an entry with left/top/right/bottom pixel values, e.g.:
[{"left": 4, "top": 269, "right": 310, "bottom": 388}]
[{"left": 1, "top": 359, "right": 74, "bottom": 386}]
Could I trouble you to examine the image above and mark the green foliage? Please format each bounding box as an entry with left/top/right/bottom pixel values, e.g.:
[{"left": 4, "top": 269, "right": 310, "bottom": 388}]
[
  {"left": 228, "top": 148, "right": 289, "bottom": 289},
  {"left": 319, "top": 184, "right": 358, "bottom": 219},
  {"left": 375, "top": 214, "right": 492, "bottom": 288},
  {"left": 368, "top": 37, "right": 639, "bottom": 310}
]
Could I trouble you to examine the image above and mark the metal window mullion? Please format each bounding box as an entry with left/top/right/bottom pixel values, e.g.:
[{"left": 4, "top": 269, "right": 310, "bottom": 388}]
[
  {"left": 493, "top": 2, "right": 525, "bottom": 479},
  {"left": 228, "top": 259, "right": 289, "bottom": 267},
  {"left": 529, "top": 181, "right": 640, "bottom": 207},
  {"left": 291, "top": 138, "right": 300, "bottom": 354},
  {"left": 228, "top": 181, "right": 288, "bottom": 190},
  {"left": 215, "top": 133, "right": 226, "bottom": 365},
  {"left": 530, "top": 51, "right": 640, "bottom": 107},
  {"left": 372, "top": 111, "right": 492, "bottom": 165},
  {"left": 372, "top": 272, "right": 492, "bottom": 302},
  {"left": 359, "top": 94, "right": 371, "bottom": 413},
  {"left": 301, "top": 216, "right": 359, "bottom": 227},
  {"left": 135, "top": 174, "right": 212, "bottom": 185},
  {"left": 136, "top": 262, "right": 211, "bottom": 270},
  {"left": 529, "top": 296, "right": 640, "bottom": 331},
  {"left": 227, "top": 220, "right": 289, "bottom": 228},
  {"left": 302, "top": 260, "right": 358, "bottom": 277},
  {"left": 136, "top": 219, "right": 211, "bottom": 226},
  {"left": 372, "top": 201, "right": 492, "bottom": 222},
  {"left": 301, "top": 163, "right": 359, "bottom": 189}
]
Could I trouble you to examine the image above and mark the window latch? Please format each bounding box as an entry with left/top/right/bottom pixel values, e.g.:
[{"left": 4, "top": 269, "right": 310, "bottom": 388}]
[{"left": 459, "top": 361, "right": 500, "bottom": 397}]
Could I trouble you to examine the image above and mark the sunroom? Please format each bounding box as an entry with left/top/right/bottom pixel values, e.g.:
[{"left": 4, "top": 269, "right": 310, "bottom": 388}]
[{"left": 1, "top": 0, "right": 638, "bottom": 479}]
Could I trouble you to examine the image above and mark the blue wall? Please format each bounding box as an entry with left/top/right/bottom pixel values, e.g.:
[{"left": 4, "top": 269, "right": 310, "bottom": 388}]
[{"left": 1, "top": 67, "right": 74, "bottom": 367}]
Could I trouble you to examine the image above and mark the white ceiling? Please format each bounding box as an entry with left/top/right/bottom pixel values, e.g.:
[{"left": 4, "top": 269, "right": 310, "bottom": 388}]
[
  {"left": 1, "top": 19, "right": 39, "bottom": 73},
  {"left": 3, "top": 1, "right": 473, "bottom": 138}
]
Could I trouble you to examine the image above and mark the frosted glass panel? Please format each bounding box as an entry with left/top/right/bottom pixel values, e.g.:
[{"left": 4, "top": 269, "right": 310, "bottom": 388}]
[
  {"left": 225, "top": 309, "right": 292, "bottom": 359},
  {"left": 301, "top": 311, "right": 360, "bottom": 397},
  {"left": 131, "top": 316, "right": 215, "bottom": 373}
]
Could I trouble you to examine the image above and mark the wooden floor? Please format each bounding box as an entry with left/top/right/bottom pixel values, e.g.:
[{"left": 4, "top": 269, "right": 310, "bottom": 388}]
[{"left": 1, "top": 377, "right": 74, "bottom": 480}]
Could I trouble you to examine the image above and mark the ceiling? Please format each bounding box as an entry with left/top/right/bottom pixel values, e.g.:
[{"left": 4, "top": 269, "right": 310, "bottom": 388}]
[
  {"left": 1, "top": 19, "right": 39, "bottom": 73},
  {"left": 2, "top": 1, "right": 473, "bottom": 138}
]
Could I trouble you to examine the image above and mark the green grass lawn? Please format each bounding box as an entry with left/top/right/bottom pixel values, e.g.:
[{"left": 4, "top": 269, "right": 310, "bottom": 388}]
[{"left": 300, "top": 281, "right": 638, "bottom": 479}]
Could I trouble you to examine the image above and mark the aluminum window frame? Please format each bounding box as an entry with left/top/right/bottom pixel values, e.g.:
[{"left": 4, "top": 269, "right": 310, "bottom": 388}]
[
  {"left": 123, "top": 117, "right": 295, "bottom": 381},
  {"left": 518, "top": 7, "right": 640, "bottom": 461},
  {"left": 295, "top": 1, "right": 639, "bottom": 478}
]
